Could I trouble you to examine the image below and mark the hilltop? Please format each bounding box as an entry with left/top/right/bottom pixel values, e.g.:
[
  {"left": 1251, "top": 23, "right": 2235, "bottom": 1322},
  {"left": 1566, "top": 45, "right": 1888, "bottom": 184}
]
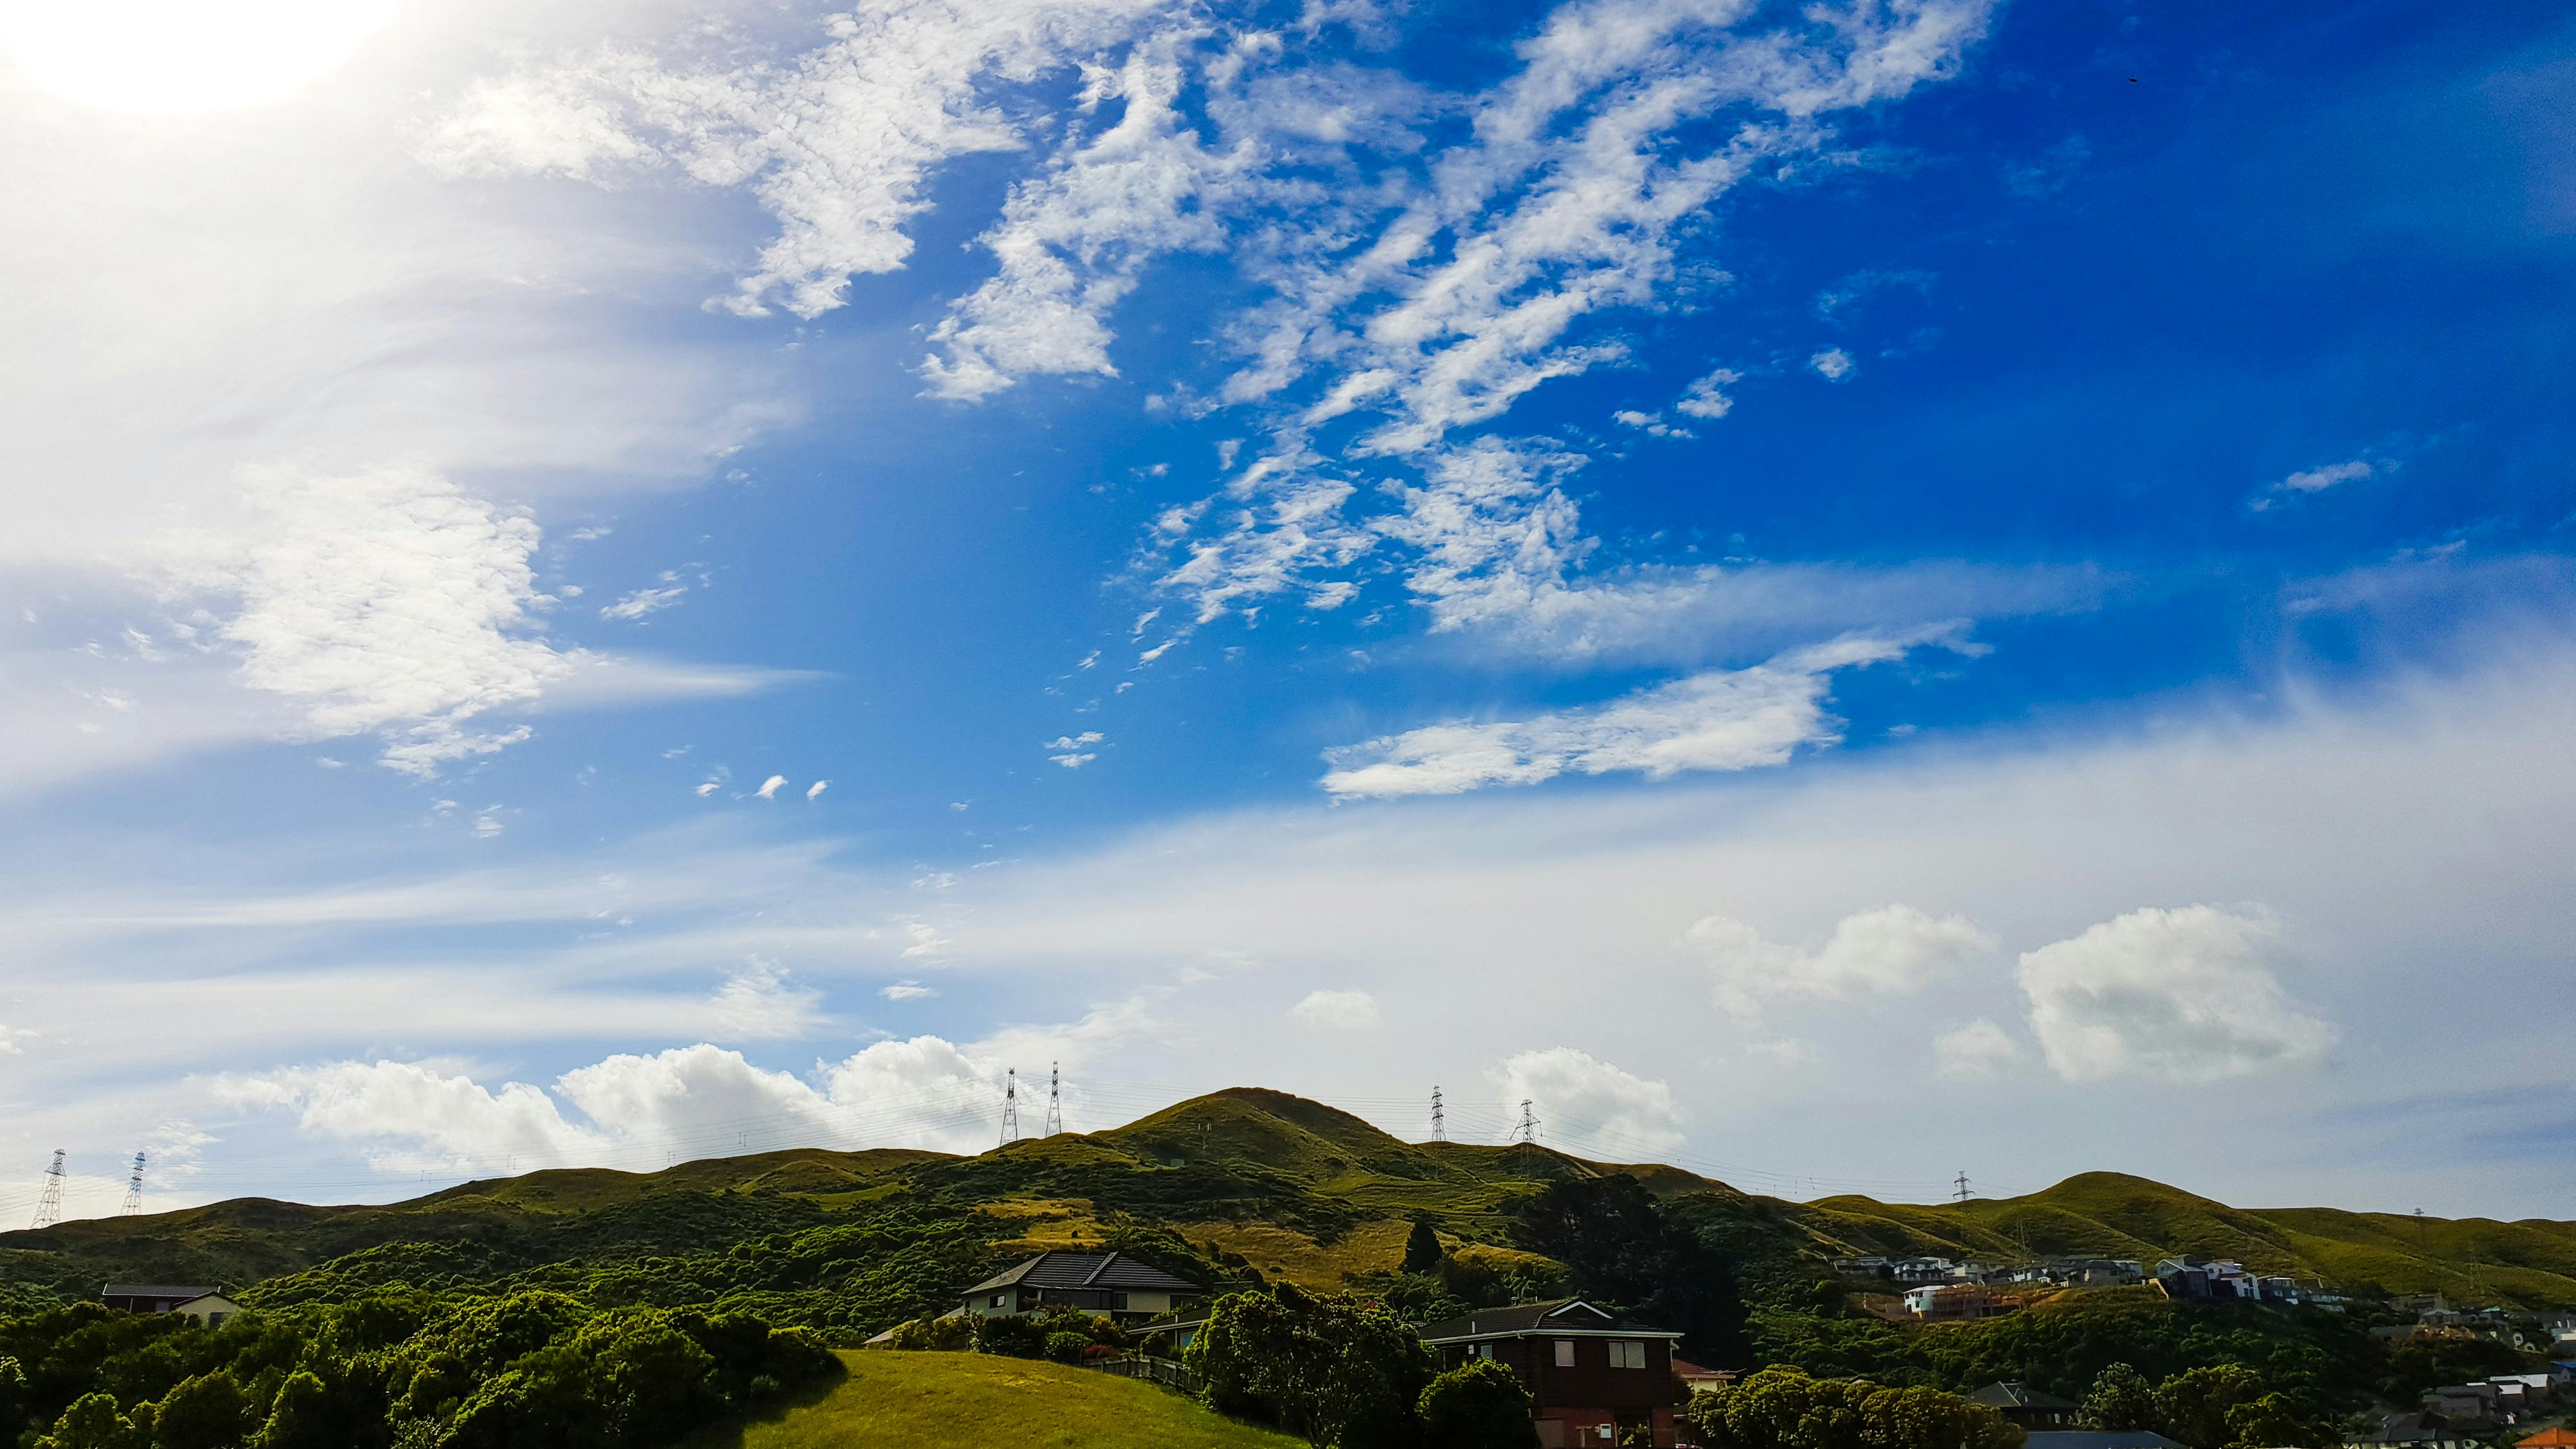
[{"left": 5, "top": 1089, "right": 2572, "bottom": 1317}]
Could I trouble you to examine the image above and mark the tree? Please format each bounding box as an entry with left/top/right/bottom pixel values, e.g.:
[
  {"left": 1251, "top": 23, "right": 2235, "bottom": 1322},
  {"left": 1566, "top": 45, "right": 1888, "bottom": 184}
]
[
  {"left": 1185, "top": 1287, "right": 1436, "bottom": 1448},
  {"left": 150, "top": 1371, "right": 252, "bottom": 1449},
  {"left": 1, "top": 1356, "right": 29, "bottom": 1442},
  {"left": 1511, "top": 1175, "right": 1749, "bottom": 1365},
  {"left": 2223, "top": 1392, "right": 2331, "bottom": 1449},
  {"left": 2153, "top": 1365, "right": 2264, "bottom": 1449},
  {"left": 1683, "top": 1367, "right": 2023, "bottom": 1449},
  {"left": 2083, "top": 1363, "right": 2158, "bottom": 1432},
  {"left": 1417, "top": 1359, "right": 1536, "bottom": 1449},
  {"left": 41, "top": 1393, "right": 147, "bottom": 1449},
  {"left": 1404, "top": 1220, "right": 1446, "bottom": 1275}
]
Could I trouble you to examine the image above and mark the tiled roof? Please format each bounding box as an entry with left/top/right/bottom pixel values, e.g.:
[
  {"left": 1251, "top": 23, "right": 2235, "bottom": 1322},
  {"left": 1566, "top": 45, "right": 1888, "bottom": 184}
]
[
  {"left": 1417, "top": 1298, "right": 1680, "bottom": 1342},
  {"left": 962, "top": 1251, "right": 1202, "bottom": 1297},
  {"left": 102, "top": 1284, "right": 217, "bottom": 1298}
]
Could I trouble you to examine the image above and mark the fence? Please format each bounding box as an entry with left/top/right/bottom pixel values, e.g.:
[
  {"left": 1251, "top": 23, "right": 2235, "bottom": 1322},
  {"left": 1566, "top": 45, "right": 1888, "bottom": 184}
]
[{"left": 1087, "top": 1354, "right": 1207, "bottom": 1395}]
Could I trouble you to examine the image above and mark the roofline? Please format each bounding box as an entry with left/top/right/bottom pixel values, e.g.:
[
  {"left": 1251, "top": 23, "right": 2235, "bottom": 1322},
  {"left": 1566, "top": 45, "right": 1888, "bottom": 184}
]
[{"left": 1423, "top": 1326, "right": 1685, "bottom": 1345}]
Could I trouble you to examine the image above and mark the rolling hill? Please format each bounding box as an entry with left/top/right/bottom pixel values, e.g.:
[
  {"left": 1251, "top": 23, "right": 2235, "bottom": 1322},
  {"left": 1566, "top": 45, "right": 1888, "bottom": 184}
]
[
  {"left": 683, "top": 1351, "right": 1306, "bottom": 1449},
  {"left": 5, "top": 1088, "right": 2571, "bottom": 1316}
]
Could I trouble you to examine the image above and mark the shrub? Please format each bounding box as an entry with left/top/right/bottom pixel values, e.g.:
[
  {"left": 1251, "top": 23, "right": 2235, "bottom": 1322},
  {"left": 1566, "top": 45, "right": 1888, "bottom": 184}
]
[
  {"left": 1045, "top": 1332, "right": 1092, "bottom": 1364},
  {"left": 1418, "top": 1358, "right": 1537, "bottom": 1449}
]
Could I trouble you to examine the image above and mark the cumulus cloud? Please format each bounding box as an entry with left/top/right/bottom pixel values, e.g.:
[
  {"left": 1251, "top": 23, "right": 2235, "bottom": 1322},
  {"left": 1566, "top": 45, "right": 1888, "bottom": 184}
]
[
  {"left": 1289, "top": 988, "right": 1383, "bottom": 1033},
  {"left": 157, "top": 466, "right": 576, "bottom": 776},
  {"left": 1492, "top": 1046, "right": 1683, "bottom": 1154},
  {"left": 806, "top": 779, "right": 829, "bottom": 800},
  {"left": 1321, "top": 628, "right": 1959, "bottom": 797},
  {"left": 1933, "top": 1018, "right": 2021, "bottom": 1078},
  {"left": 1674, "top": 367, "right": 1740, "bottom": 420},
  {"left": 1808, "top": 347, "right": 1856, "bottom": 380},
  {"left": 1689, "top": 904, "right": 1998, "bottom": 1018},
  {"left": 222, "top": 1034, "right": 1014, "bottom": 1169},
  {"left": 2017, "top": 905, "right": 2339, "bottom": 1083},
  {"left": 754, "top": 774, "right": 788, "bottom": 799}
]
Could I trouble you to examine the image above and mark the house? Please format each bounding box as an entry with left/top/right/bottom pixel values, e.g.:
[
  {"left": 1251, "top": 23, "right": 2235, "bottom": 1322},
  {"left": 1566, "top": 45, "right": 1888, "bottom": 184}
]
[
  {"left": 1904, "top": 1284, "right": 2014, "bottom": 1321},
  {"left": 2023, "top": 1432, "right": 2184, "bottom": 1449},
  {"left": 958, "top": 1251, "right": 1203, "bottom": 1326},
  {"left": 2514, "top": 1430, "right": 2576, "bottom": 1449},
  {"left": 1964, "top": 1383, "right": 2083, "bottom": 1430},
  {"left": 1133, "top": 1312, "right": 1211, "bottom": 1356},
  {"left": 1418, "top": 1298, "right": 1685, "bottom": 1448},
  {"left": 2340, "top": 1411, "right": 2485, "bottom": 1449},
  {"left": 1673, "top": 1360, "right": 1737, "bottom": 1395},
  {"left": 100, "top": 1285, "right": 242, "bottom": 1326}
]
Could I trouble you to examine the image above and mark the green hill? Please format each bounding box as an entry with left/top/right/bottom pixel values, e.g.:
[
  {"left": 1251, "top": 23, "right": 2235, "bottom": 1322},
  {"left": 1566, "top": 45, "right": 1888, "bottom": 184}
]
[
  {"left": 5, "top": 1090, "right": 2572, "bottom": 1320},
  {"left": 686, "top": 1351, "right": 1305, "bottom": 1449}
]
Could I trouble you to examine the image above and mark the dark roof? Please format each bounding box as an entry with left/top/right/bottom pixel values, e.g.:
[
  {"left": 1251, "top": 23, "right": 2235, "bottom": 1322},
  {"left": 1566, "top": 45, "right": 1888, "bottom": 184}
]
[
  {"left": 1966, "top": 1383, "right": 2081, "bottom": 1411},
  {"left": 1418, "top": 1298, "right": 1682, "bottom": 1342},
  {"left": 102, "top": 1284, "right": 217, "bottom": 1298},
  {"left": 962, "top": 1252, "right": 1201, "bottom": 1297},
  {"left": 2020, "top": 1434, "right": 2183, "bottom": 1449}
]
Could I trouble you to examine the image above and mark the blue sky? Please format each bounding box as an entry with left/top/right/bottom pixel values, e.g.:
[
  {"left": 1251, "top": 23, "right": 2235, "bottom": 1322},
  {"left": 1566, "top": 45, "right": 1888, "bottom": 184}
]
[{"left": 2, "top": 0, "right": 2572, "bottom": 1223}]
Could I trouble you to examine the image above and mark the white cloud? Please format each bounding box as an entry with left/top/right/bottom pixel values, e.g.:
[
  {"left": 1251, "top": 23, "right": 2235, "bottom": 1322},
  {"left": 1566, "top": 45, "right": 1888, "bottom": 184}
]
[
  {"left": 1321, "top": 628, "right": 1958, "bottom": 797},
  {"left": 1674, "top": 367, "right": 1740, "bottom": 419},
  {"left": 157, "top": 466, "right": 576, "bottom": 776},
  {"left": 1289, "top": 988, "right": 1383, "bottom": 1033},
  {"left": 2281, "top": 459, "right": 2373, "bottom": 494},
  {"left": 1046, "top": 732, "right": 1104, "bottom": 749},
  {"left": 693, "top": 781, "right": 720, "bottom": 797},
  {"left": 0, "top": 1022, "right": 31, "bottom": 1054},
  {"left": 600, "top": 585, "right": 686, "bottom": 620},
  {"left": 1808, "top": 346, "right": 1855, "bottom": 380},
  {"left": 1933, "top": 1018, "right": 2021, "bottom": 1078},
  {"left": 806, "top": 779, "right": 829, "bottom": 800},
  {"left": 1613, "top": 409, "right": 1694, "bottom": 440},
  {"left": 1689, "top": 904, "right": 1998, "bottom": 1018},
  {"left": 1051, "top": 753, "right": 1097, "bottom": 768},
  {"left": 710, "top": 958, "right": 824, "bottom": 1039},
  {"left": 1492, "top": 1046, "right": 1682, "bottom": 1154},
  {"left": 880, "top": 980, "right": 937, "bottom": 1001},
  {"left": 2017, "top": 905, "right": 2339, "bottom": 1084},
  {"left": 754, "top": 774, "right": 788, "bottom": 799}
]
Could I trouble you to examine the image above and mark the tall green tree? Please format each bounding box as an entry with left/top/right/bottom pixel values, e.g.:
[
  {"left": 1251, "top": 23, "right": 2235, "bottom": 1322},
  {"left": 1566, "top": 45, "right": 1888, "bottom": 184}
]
[
  {"left": 2082, "top": 1363, "right": 2157, "bottom": 1432},
  {"left": 1, "top": 1355, "right": 30, "bottom": 1442},
  {"left": 1417, "top": 1359, "right": 1537, "bottom": 1449},
  {"left": 2153, "top": 1365, "right": 2263, "bottom": 1449},
  {"left": 1403, "top": 1220, "right": 1445, "bottom": 1275},
  {"left": 1684, "top": 1367, "right": 2023, "bottom": 1449},
  {"left": 1185, "top": 1287, "right": 1435, "bottom": 1448},
  {"left": 40, "top": 1393, "right": 147, "bottom": 1449},
  {"left": 1510, "top": 1175, "right": 1749, "bottom": 1365},
  {"left": 149, "top": 1371, "right": 252, "bottom": 1449}
]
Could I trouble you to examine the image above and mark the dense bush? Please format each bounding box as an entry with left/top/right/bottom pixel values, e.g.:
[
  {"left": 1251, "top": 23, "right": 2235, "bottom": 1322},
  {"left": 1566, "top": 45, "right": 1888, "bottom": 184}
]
[
  {"left": 1683, "top": 1367, "right": 2024, "bottom": 1449},
  {"left": 0, "top": 1291, "right": 838, "bottom": 1449},
  {"left": 1417, "top": 1358, "right": 1537, "bottom": 1449},
  {"left": 1510, "top": 1176, "right": 1750, "bottom": 1365},
  {"left": 1187, "top": 1285, "right": 1435, "bottom": 1448}
]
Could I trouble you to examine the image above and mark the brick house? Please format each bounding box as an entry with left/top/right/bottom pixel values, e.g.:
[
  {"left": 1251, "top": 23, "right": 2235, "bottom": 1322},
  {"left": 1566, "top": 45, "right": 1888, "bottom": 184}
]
[{"left": 1419, "top": 1298, "right": 1685, "bottom": 1448}]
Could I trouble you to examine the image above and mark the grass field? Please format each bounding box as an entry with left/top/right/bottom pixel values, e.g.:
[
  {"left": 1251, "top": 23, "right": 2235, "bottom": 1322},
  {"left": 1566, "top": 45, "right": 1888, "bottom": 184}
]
[{"left": 683, "top": 1352, "right": 1308, "bottom": 1449}]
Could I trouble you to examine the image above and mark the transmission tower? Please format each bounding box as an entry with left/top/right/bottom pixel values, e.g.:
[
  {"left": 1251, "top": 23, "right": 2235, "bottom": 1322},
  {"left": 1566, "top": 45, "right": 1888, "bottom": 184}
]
[
  {"left": 1954, "top": 1170, "right": 1973, "bottom": 1204},
  {"left": 1000, "top": 1068, "right": 1020, "bottom": 1146},
  {"left": 1513, "top": 1100, "right": 1539, "bottom": 1145},
  {"left": 1430, "top": 1086, "right": 1445, "bottom": 1142},
  {"left": 29, "top": 1149, "right": 66, "bottom": 1229},
  {"left": 1044, "top": 1062, "right": 1063, "bottom": 1137},
  {"left": 120, "top": 1151, "right": 146, "bottom": 1216}
]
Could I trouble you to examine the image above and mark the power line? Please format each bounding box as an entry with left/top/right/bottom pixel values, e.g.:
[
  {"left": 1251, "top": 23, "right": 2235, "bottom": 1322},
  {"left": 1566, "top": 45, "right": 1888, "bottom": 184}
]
[
  {"left": 29, "top": 1150, "right": 66, "bottom": 1229},
  {"left": 121, "top": 1151, "right": 146, "bottom": 1216}
]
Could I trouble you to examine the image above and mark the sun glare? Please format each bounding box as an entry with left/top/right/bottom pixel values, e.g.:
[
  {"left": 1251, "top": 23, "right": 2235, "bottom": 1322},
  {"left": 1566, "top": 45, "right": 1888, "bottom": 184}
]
[{"left": 1, "top": 0, "right": 401, "bottom": 116}]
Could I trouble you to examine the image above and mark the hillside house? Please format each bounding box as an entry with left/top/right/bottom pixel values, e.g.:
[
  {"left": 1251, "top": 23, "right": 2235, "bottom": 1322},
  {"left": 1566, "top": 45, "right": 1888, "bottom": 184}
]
[
  {"left": 101, "top": 1285, "right": 242, "bottom": 1326},
  {"left": 1965, "top": 1383, "right": 2083, "bottom": 1429},
  {"left": 958, "top": 1251, "right": 1202, "bottom": 1326},
  {"left": 1904, "top": 1284, "right": 2013, "bottom": 1321},
  {"left": 2023, "top": 1433, "right": 2184, "bottom": 1449},
  {"left": 2342, "top": 1411, "right": 2488, "bottom": 1449},
  {"left": 1420, "top": 1299, "right": 1685, "bottom": 1448}
]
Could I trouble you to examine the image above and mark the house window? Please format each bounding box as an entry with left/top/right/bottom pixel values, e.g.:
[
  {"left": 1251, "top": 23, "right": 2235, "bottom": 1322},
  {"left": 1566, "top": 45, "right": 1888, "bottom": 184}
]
[
  {"left": 992, "top": 1294, "right": 1007, "bottom": 1308},
  {"left": 1473, "top": 1344, "right": 1494, "bottom": 1360},
  {"left": 1610, "top": 1341, "right": 1646, "bottom": 1369},
  {"left": 1554, "top": 1340, "right": 1576, "bottom": 1368}
]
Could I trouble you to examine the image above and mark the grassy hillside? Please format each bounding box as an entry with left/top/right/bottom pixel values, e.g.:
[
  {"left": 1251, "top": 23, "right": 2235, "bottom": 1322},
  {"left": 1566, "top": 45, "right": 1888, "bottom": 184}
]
[
  {"left": 684, "top": 1351, "right": 1306, "bottom": 1449},
  {"left": 1792, "top": 1172, "right": 2576, "bottom": 1307},
  {"left": 5, "top": 1091, "right": 2572, "bottom": 1320}
]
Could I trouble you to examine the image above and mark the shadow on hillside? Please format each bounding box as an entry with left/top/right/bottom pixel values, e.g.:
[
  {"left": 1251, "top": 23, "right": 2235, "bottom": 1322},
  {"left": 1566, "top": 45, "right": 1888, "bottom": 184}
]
[{"left": 680, "top": 1363, "right": 851, "bottom": 1449}]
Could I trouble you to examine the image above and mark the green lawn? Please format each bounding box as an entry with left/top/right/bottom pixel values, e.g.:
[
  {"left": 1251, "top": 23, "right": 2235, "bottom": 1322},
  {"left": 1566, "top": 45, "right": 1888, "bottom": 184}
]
[{"left": 685, "top": 1351, "right": 1309, "bottom": 1449}]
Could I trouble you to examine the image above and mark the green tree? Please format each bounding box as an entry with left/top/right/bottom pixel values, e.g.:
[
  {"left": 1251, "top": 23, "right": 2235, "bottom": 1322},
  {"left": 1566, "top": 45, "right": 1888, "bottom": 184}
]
[
  {"left": 254, "top": 1370, "right": 368, "bottom": 1449},
  {"left": 1417, "top": 1359, "right": 1536, "bottom": 1449},
  {"left": 1185, "top": 1287, "right": 1435, "bottom": 1448},
  {"left": 1403, "top": 1220, "right": 1446, "bottom": 1275},
  {"left": 1683, "top": 1367, "right": 2023, "bottom": 1449},
  {"left": 1, "top": 1355, "right": 30, "bottom": 1442},
  {"left": 1511, "top": 1175, "right": 1749, "bottom": 1365},
  {"left": 150, "top": 1371, "right": 252, "bottom": 1449},
  {"left": 2083, "top": 1363, "right": 2158, "bottom": 1432},
  {"left": 1045, "top": 1332, "right": 1092, "bottom": 1364},
  {"left": 2223, "top": 1392, "right": 2331, "bottom": 1449},
  {"left": 2154, "top": 1365, "right": 2264, "bottom": 1449},
  {"left": 41, "top": 1393, "right": 148, "bottom": 1449}
]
